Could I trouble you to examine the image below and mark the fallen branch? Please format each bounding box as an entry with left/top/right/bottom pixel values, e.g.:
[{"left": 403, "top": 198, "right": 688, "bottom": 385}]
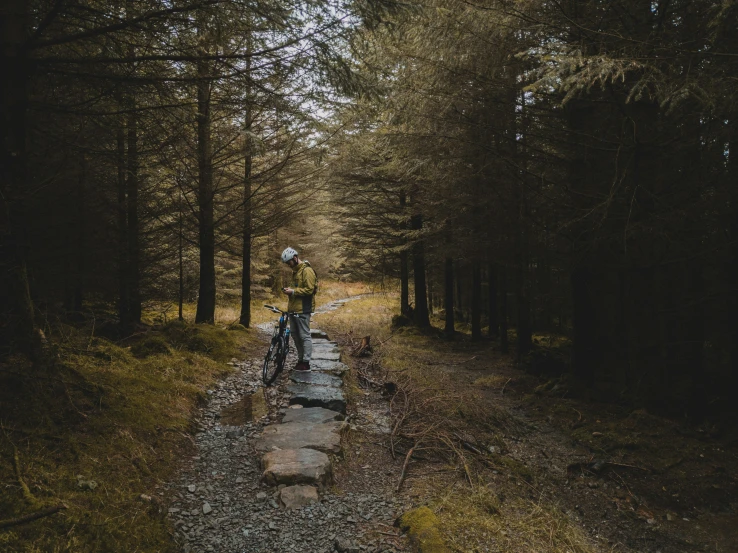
[
  {"left": 396, "top": 444, "right": 417, "bottom": 492},
  {"left": 351, "top": 336, "right": 372, "bottom": 357},
  {"left": 0, "top": 504, "right": 67, "bottom": 529},
  {"left": 567, "top": 460, "right": 649, "bottom": 474}
]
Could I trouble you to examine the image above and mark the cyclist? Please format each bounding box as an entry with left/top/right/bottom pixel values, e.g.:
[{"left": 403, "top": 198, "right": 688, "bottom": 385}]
[{"left": 280, "top": 247, "right": 317, "bottom": 371}]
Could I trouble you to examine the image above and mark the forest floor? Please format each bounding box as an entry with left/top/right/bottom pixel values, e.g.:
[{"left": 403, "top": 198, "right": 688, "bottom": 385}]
[
  {"left": 317, "top": 294, "right": 738, "bottom": 553},
  {"left": 2, "top": 285, "right": 736, "bottom": 553}
]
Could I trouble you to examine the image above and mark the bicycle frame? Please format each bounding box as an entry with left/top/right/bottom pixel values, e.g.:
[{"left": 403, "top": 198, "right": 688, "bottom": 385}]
[{"left": 261, "top": 305, "right": 307, "bottom": 385}]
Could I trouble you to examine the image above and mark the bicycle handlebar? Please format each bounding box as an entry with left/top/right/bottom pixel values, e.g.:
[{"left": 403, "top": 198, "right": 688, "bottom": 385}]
[{"left": 263, "top": 305, "right": 310, "bottom": 318}]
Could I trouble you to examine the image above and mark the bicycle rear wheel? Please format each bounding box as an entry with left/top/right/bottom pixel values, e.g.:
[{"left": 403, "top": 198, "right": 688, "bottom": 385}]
[{"left": 262, "top": 336, "right": 286, "bottom": 386}]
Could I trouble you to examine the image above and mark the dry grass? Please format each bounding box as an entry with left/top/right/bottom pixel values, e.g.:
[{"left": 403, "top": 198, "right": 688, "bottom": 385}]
[
  {"left": 169, "top": 281, "right": 373, "bottom": 329},
  {"left": 321, "top": 291, "right": 603, "bottom": 553},
  {"left": 0, "top": 316, "right": 262, "bottom": 553},
  {"left": 435, "top": 485, "right": 598, "bottom": 553}
]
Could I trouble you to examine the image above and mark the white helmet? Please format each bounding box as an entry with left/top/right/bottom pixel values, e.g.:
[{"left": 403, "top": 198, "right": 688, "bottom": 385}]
[{"left": 281, "top": 247, "right": 298, "bottom": 263}]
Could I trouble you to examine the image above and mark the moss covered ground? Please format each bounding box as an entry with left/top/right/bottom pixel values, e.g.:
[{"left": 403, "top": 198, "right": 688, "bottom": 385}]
[
  {"left": 0, "top": 311, "right": 262, "bottom": 553},
  {"left": 0, "top": 283, "right": 369, "bottom": 552}
]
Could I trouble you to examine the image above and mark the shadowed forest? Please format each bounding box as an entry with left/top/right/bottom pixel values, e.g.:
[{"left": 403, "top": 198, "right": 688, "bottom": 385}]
[{"left": 1, "top": 1, "right": 737, "bottom": 552}]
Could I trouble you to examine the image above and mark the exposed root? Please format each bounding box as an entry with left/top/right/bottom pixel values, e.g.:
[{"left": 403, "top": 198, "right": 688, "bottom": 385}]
[
  {"left": 0, "top": 504, "right": 67, "bottom": 529},
  {"left": 14, "top": 447, "right": 39, "bottom": 507}
]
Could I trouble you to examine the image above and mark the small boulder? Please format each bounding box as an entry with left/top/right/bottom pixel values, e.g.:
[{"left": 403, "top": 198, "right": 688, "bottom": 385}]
[
  {"left": 279, "top": 485, "right": 319, "bottom": 509},
  {"left": 262, "top": 448, "right": 332, "bottom": 487}
]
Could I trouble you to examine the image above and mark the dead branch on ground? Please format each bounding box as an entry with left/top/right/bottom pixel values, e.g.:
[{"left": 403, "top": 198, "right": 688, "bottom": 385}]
[{"left": 0, "top": 504, "right": 67, "bottom": 529}]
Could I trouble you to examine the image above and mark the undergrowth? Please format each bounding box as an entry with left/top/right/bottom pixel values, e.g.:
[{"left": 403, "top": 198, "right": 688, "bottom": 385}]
[
  {"left": 0, "top": 315, "right": 261, "bottom": 553},
  {"left": 321, "top": 291, "right": 598, "bottom": 553},
  {"left": 435, "top": 485, "right": 596, "bottom": 553}
]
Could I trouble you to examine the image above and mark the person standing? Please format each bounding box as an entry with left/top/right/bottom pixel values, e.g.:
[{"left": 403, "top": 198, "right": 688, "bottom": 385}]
[{"left": 281, "top": 247, "right": 317, "bottom": 371}]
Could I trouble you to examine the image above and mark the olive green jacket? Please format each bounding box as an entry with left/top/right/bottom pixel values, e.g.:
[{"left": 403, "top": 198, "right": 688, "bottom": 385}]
[{"left": 288, "top": 261, "right": 317, "bottom": 313}]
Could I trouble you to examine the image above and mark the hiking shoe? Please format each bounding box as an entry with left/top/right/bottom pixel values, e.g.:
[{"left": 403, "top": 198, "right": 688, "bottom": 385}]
[{"left": 294, "top": 361, "right": 311, "bottom": 371}]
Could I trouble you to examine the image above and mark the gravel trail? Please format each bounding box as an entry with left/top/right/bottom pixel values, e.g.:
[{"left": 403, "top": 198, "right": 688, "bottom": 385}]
[{"left": 165, "top": 299, "right": 410, "bottom": 553}]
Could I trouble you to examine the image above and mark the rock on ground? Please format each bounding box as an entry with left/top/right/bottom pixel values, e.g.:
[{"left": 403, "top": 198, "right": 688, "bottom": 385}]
[
  {"left": 254, "top": 421, "right": 346, "bottom": 454},
  {"left": 262, "top": 448, "right": 333, "bottom": 487},
  {"left": 279, "top": 485, "right": 319, "bottom": 509}
]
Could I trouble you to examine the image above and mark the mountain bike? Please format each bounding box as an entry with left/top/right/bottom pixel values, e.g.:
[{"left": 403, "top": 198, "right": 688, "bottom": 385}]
[{"left": 262, "top": 305, "right": 304, "bottom": 386}]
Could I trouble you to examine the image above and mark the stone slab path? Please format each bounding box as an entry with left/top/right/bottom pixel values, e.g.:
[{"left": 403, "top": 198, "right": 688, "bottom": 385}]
[{"left": 165, "top": 298, "right": 410, "bottom": 553}]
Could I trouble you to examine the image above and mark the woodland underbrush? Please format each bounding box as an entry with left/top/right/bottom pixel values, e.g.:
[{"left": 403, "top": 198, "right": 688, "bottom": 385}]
[
  {"left": 322, "top": 293, "right": 600, "bottom": 553},
  {"left": 0, "top": 309, "right": 262, "bottom": 553},
  {"left": 0, "top": 280, "right": 370, "bottom": 551},
  {"left": 325, "top": 292, "right": 738, "bottom": 553}
]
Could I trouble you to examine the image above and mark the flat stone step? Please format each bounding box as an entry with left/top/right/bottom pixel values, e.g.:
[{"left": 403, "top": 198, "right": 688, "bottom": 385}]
[
  {"left": 279, "top": 485, "right": 319, "bottom": 509},
  {"left": 310, "top": 338, "right": 335, "bottom": 346},
  {"left": 309, "top": 360, "right": 349, "bottom": 375},
  {"left": 254, "top": 421, "right": 345, "bottom": 454},
  {"left": 289, "top": 371, "right": 342, "bottom": 388},
  {"left": 313, "top": 342, "right": 341, "bottom": 353},
  {"left": 311, "top": 329, "right": 329, "bottom": 340},
  {"left": 262, "top": 449, "right": 332, "bottom": 487},
  {"left": 311, "top": 351, "right": 341, "bottom": 361},
  {"left": 282, "top": 406, "right": 344, "bottom": 424},
  {"left": 287, "top": 383, "right": 346, "bottom": 414}
]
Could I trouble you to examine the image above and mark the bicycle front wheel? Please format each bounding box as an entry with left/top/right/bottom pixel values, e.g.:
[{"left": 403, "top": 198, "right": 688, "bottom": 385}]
[{"left": 262, "top": 336, "right": 286, "bottom": 386}]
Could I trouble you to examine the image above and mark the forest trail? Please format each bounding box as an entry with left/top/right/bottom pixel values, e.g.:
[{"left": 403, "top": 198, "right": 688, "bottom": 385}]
[
  {"left": 165, "top": 296, "right": 738, "bottom": 553},
  {"left": 165, "top": 297, "right": 411, "bottom": 553},
  {"left": 299, "top": 296, "right": 738, "bottom": 553}
]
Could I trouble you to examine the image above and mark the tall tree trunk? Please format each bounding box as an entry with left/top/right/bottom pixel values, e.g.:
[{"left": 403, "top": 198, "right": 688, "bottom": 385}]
[
  {"left": 67, "top": 153, "right": 86, "bottom": 313},
  {"left": 399, "top": 192, "right": 410, "bottom": 316},
  {"left": 444, "top": 257, "right": 454, "bottom": 338},
  {"left": 116, "top": 123, "right": 130, "bottom": 330},
  {"left": 687, "top": 264, "right": 706, "bottom": 419},
  {"left": 471, "top": 258, "right": 482, "bottom": 341},
  {"left": 240, "top": 110, "right": 253, "bottom": 327},
  {"left": 410, "top": 212, "right": 430, "bottom": 328},
  {"left": 400, "top": 250, "right": 409, "bottom": 315},
  {"left": 178, "top": 187, "right": 184, "bottom": 321},
  {"left": 195, "top": 21, "right": 216, "bottom": 324},
  {"left": 515, "top": 250, "right": 532, "bottom": 359},
  {"left": 515, "top": 94, "right": 532, "bottom": 359},
  {"left": 124, "top": 0, "right": 141, "bottom": 325},
  {"left": 499, "top": 265, "right": 509, "bottom": 353},
  {"left": 455, "top": 261, "right": 464, "bottom": 322},
  {"left": 488, "top": 260, "right": 498, "bottom": 338},
  {"left": 239, "top": 27, "right": 253, "bottom": 328},
  {"left": 0, "top": 0, "right": 38, "bottom": 357},
  {"left": 126, "top": 105, "right": 141, "bottom": 324},
  {"left": 571, "top": 267, "right": 596, "bottom": 385},
  {"left": 729, "top": 122, "right": 738, "bottom": 400}
]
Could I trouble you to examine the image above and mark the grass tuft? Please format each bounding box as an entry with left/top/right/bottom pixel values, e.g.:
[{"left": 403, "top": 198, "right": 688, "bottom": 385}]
[{"left": 435, "top": 486, "right": 597, "bottom": 553}]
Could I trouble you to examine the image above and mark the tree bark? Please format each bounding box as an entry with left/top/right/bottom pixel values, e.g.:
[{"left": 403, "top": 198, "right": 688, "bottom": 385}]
[
  {"left": 444, "top": 257, "right": 454, "bottom": 338},
  {"left": 68, "top": 154, "right": 86, "bottom": 313},
  {"left": 178, "top": 187, "right": 184, "bottom": 321},
  {"left": 455, "top": 260, "right": 464, "bottom": 322},
  {"left": 488, "top": 260, "right": 498, "bottom": 338},
  {"left": 410, "top": 212, "right": 430, "bottom": 328},
  {"left": 399, "top": 192, "right": 410, "bottom": 316},
  {"left": 195, "top": 19, "right": 216, "bottom": 324},
  {"left": 116, "top": 123, "right": 130, "bottom": 330},
  {"left": 729, "top": 122, "right": 738, "bottom": 399},
  {"left": 239, "top": 100, "right": 253, "bottom": 327},
  {"left": 499, "top": 265, "right": 509, "bottom": 354},
  {"left": 126, "top": 105, "right": 141, "bottom": 324},
  {"left": 471, "top": 258, "right": 482, "bottom": 341},
  {"left": 0, "top": 0, "right": 37, "bottom": 357},
  {"left": 571, "top": 267, "right": 596, "bottom": 385}
]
